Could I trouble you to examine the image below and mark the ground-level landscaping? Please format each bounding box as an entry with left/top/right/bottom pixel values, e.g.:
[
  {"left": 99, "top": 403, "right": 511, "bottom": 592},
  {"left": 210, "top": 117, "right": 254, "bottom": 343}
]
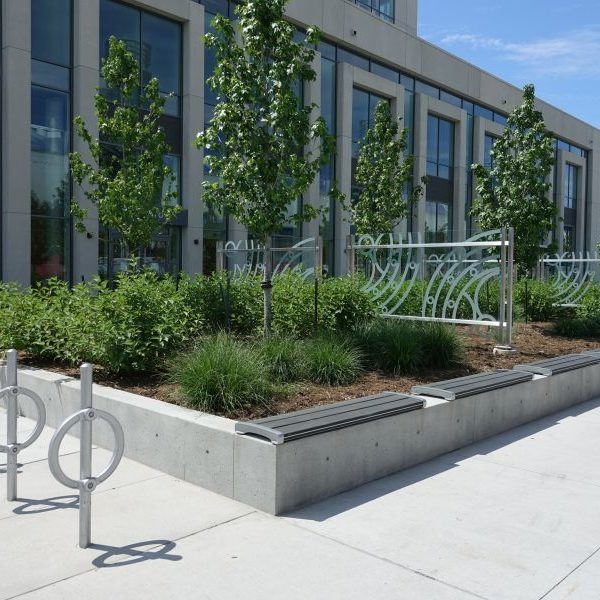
[{"left": 16, "top": 322, "right": 599, "bottom": 421}]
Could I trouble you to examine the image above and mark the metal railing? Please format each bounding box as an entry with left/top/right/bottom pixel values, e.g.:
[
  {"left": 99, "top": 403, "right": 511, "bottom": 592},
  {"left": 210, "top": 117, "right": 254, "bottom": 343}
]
[{"left": 347, "top": 228, "right": 515, "bottom": 346}]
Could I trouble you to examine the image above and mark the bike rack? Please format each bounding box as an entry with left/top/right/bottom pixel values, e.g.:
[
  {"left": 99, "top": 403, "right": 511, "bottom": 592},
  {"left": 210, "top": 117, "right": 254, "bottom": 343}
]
[
  {"left": 0, "top": 350, "right": 46, "bottom": 501},
  {"left": 48, "top": 363, "right": 124, "bottom": 548}
]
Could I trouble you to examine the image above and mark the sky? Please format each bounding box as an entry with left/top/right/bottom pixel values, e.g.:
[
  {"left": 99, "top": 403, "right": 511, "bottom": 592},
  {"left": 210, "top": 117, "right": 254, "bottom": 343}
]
[{"left": 418, "top": 0, "right": 600, "bottom": 128}]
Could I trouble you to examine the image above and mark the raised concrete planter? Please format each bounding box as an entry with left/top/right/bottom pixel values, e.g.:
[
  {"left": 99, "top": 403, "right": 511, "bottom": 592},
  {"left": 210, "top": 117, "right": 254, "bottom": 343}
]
[{"left": 3, "top": 360, "right": 600, "bottom": 515}]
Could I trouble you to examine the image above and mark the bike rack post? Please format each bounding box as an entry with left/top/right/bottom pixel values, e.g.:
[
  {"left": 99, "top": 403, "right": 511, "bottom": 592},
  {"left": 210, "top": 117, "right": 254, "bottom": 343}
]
[
  {"left": 1, "top": 349, "right": 47, "bottom": 501},
  {"left": 48, "top": 364, "right": 124, "bottom": 549}
]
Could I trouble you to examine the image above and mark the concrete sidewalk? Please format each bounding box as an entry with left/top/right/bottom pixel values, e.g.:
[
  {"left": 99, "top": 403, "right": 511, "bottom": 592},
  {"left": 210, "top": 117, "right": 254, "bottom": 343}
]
[{"left": 2, "top": 398, "right": 600, "bottom": 600}]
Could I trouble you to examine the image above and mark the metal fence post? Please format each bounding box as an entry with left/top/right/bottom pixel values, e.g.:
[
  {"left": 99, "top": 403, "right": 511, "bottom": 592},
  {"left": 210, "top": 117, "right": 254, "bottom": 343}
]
[
  {"left": 6, "top": 350, "right": 18, "bottom": 501},
  {"left": 346, "top": 234, "right": 355, "bottom": 275},
  {"left": 215, "top": 241, "right": 224, "bottom": 272},
  {"left": 506, "top": 227, "right": 515, "bottom": 347},
  {"left": 497, "top": 227, "right": 508, "bottom": 346}
]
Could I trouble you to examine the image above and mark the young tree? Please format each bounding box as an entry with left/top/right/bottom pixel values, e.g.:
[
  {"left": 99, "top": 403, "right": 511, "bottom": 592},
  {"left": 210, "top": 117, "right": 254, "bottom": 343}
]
[
  {"left": 353, "top": 101, "right": 423, "bottom": 235},
  {"left": 70, "top": 37, "right": 180, "bottom": 259},
  {"left": 197, "top": 0, "right": 340, "bottom": 336},
  {"left": 471, "top": 84, "right": 555, "bottom": 274}
]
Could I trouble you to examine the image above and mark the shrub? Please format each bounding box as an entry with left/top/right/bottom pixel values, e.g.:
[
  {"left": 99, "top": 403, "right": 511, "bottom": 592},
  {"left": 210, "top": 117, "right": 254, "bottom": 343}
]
[
  {"left": 553, "top": 317, "right": 600, "bottom": 339},
  {"left": 258, "top": 336, "right": 305, "bottom": 382},
  {"left": 515, "top": 279, "right": 556, "bottom": 322},
  {"left": 317, "top": 275, "right": 378, "bottom": 333},
  {"left": 272, "top": 273, "right": 316, "bottom": 337},
  {"left": 354, "top": 319, "right": 424, "bottom": 375},
  {"left": 303, "top": 335, "right": 362, "bottom": 385},
  {"left": 420, "top": 323, "right": 464, "bottom": 369},
  {"left": 96, "top": 271, "right": 203, "bottom": 373},
  {"left": 576, "top": 284, "right": 600, "bottom": 319},
  {"left": 169, "top": 334, "right": 274, "bottom": 413}
]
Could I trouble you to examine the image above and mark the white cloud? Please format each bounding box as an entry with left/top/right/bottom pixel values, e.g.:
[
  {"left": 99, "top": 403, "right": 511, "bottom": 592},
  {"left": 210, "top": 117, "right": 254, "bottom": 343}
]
[{"left": 440, "top": 29, "right": 600, "bottom": 77}]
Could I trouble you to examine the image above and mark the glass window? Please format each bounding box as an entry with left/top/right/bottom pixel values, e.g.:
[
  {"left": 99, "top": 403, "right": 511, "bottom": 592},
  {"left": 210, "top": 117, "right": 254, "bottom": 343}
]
[
  {"left": 31, "top": 87, "right": 70, "bottom": 216},
  {"left": 101, "top": 0, "right": 182, "bottom": 116},
  {"left": 337, "top": 47, "right": 369, "bottom": 71},
  {"left": 564, "top": 164, "right": 578, "bottom": 210},
  {"left": 353, "top": 0, "right": 394, "bottom": 22},
  {"left": 415, "top": 80, "right": 439, "bottom": 99},
  {"left": 425, "top": 200, "right": 452, "bottom": 243},
  {"left": 400, "top": 74, "right": 415, "bottom": 91},
  {"left": 494, "top": 113, "right": 507, "bottom": 126},
  {"left": 440, "top": 90, "right": 461, "bottom": 108},
  {"left": 484, "top": 135, "right": 497, "bottom": 171},
  {"left": 474, "top": 105, "right": 494, "bottom": 121},
  {"left": 100, "top": 0, "right": 140, "bottom": 61},
  {"left": 32, "top": 0, "right": 72, "bottom": 67},
  {"left": 141, "top": 13, "right": 182, "bottom": 98},
  {"left": 427, "top": 115, "right": 454, "bottom": 180},
  {"left": 31, "top": 217, "right": 68, "bottom": 282},
  {"left": 32, "top": 60, "right": 70, "bottom": 91},
  {"left": 371, "top": 61, "right": 398, "bottom": 83},
  {"left": 564, "top": 226, "right": 575, "bottom": 253}
]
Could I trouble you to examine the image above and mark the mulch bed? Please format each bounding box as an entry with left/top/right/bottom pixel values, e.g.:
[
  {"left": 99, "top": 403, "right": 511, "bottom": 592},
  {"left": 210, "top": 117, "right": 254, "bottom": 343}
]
[{"left": 18, "top": 322, "right": 600, "bottom": 421}]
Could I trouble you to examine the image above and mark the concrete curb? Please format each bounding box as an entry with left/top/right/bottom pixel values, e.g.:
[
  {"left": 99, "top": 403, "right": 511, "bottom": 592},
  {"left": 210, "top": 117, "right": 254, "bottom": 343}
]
[{"left": 3, "top": 361, "right": 600, "bottom": 514}]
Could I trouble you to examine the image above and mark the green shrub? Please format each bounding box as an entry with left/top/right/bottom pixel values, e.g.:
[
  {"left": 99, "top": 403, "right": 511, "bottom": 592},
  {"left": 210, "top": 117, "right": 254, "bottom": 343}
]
[
  {"left": 169, "top": 334, "right": 273, "bottom": 413},
  {"left": 576, "top": 284, "right": 600, "bottom": 319},
  {"left": 515, "top": 279, "right": 556, "bottom": 322},
  {"left": 303, "top": 335, "right": 362, "bottom": 385},
  {"left": 272, "top": 273, "right": 316, "bottom": 337},
  {"left": 420, "top": 323, "right": 464, "bottom": 369},
  {"left": 96, "top": 271, "right": 203, "bottom": 373},
  {"left": 354, "top": 319, "right": 424, "bottom": 375},
  {"left": 553, "top": 316, "right": 600, "bottom": 338},
  {"left": 258, "top": 336, "right": 305, "bottom": 382},
  {"left": 317, "top": 275, "right": 378, "bottom": 333}
]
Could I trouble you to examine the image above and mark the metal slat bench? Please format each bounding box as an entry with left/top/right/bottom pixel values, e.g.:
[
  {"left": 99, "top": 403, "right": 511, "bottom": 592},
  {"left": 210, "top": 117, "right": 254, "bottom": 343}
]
[
  {"left": 235, "top": 392, "right": 425, "bottom": 445},
  {"left": 411, "top": 370, "right": 533, "bottom": 401},
  {"left": 513, "top": 353, "right": 600, "bottom": 376}
]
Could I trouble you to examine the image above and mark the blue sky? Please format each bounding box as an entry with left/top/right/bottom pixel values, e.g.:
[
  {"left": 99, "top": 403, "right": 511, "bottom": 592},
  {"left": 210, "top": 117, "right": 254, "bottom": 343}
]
[{"left": 418, "top": 0, "right": 600, "bottom": 127}]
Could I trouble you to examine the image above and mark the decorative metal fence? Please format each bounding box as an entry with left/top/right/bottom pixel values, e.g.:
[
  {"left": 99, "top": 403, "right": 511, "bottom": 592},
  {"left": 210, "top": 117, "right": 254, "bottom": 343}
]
[
  {"left": 216, "top": 237, "right": 321, "bottom": 281},
  {"left": 348, "top": 228, "right": 515, "bottom": 345},
  {"left": 538, "top": 252, "right": 600, "bottom": 307}
]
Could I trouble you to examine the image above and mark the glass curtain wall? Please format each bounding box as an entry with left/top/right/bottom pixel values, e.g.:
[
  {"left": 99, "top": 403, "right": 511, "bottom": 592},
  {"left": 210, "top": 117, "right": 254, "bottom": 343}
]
[
  {"left": 426, "top": 114, "right": 454, "bottom": 242},
  {"left": 351, "top": 88, "right": 387, "bottom": 206},
  {"left": 202, "top": 9, "right": 228, "bottom": 273},
  {"left": 31, "top": 0, "right": 72, "bottom": 283},
  {"left": 99, "top": 0, "right": 183, "bottom": 278},
  {"left": 320, "top": 43, "right": 337, "bottom": 275},
  {"left": 564, "top": 163, "right": 578, "bottom": 252}
]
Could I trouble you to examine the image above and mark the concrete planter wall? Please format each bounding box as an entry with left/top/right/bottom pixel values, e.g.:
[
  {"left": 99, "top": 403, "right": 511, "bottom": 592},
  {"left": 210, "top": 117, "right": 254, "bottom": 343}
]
[{"left": 3, "top": 362, "right": 600, "bottom": 515}]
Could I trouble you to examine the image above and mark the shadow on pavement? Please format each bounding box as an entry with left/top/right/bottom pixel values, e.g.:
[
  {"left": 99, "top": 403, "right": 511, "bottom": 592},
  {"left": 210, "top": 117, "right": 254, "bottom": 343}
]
[
  {"left": 90, "top": 540, "right": 183, "bottom": 568},
  {"left": 12, "top": 494, "right": 79, "bottom": 514}
]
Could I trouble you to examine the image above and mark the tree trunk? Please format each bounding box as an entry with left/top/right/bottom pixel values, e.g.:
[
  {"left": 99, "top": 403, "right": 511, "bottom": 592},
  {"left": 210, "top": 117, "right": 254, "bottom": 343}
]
[{"left": 262, "top": 238, "right": 273, "bottom": 338}]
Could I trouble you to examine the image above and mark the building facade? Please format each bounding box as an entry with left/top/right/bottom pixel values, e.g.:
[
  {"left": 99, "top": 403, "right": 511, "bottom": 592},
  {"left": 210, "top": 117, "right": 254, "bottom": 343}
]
[{"left": 2, "top": 0, "right": 599, "bottom": 285}]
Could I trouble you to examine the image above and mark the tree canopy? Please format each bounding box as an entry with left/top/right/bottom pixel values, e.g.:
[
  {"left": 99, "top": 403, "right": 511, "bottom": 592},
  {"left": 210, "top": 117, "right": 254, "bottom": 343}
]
[
  {"left": 70, "top": 37, "right": 180, "bottom": 255},
  {"left": 353, "top": 101, "right": 423, "bottom": 235},
  {"left": 471, "top": 84, "right": 555, "bottom": 273}
]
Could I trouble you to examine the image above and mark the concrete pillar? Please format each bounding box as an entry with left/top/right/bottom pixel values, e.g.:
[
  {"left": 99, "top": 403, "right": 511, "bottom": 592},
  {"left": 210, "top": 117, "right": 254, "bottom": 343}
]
[
  {"left": 413, "top": 92, "right": 428, "bottom": 239},
  {"left": 303, "top": 52, "right": 322, "bottom": 244},
  {"left": 1, "top": 0, "right": 31, "bottom": 285},
  {"left": 555, "top": 152, "right": 566, "bottom": 254},
  {"left": 72, "top": 0, "right": 100, "bottom": 284},
  {"left": 334, "top": 63, "right": 353, "bottom": 275},
  {"left": 181, "top": 1, "right": 204, "bottom": 276},
  {"left": 453, "top": 111, "right": 467, "bottom": 241}
]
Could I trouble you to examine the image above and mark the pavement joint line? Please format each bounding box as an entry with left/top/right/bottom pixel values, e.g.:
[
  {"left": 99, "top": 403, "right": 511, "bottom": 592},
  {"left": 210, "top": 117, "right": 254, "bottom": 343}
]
[
  {"left": 284, "top": 520, "right": 489, "bottom": 600},
  {"left": 0, "top": 472, "right": 167, "bottom": 523},
  {"left": 4, "top": 510, "right": 258, "bottom": 600},
  {"left": 435, "top": 453, "right": 600, "bottom": 490},
  {"left": 538, "top": 543, "right": 600, "bottom": 599}
]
